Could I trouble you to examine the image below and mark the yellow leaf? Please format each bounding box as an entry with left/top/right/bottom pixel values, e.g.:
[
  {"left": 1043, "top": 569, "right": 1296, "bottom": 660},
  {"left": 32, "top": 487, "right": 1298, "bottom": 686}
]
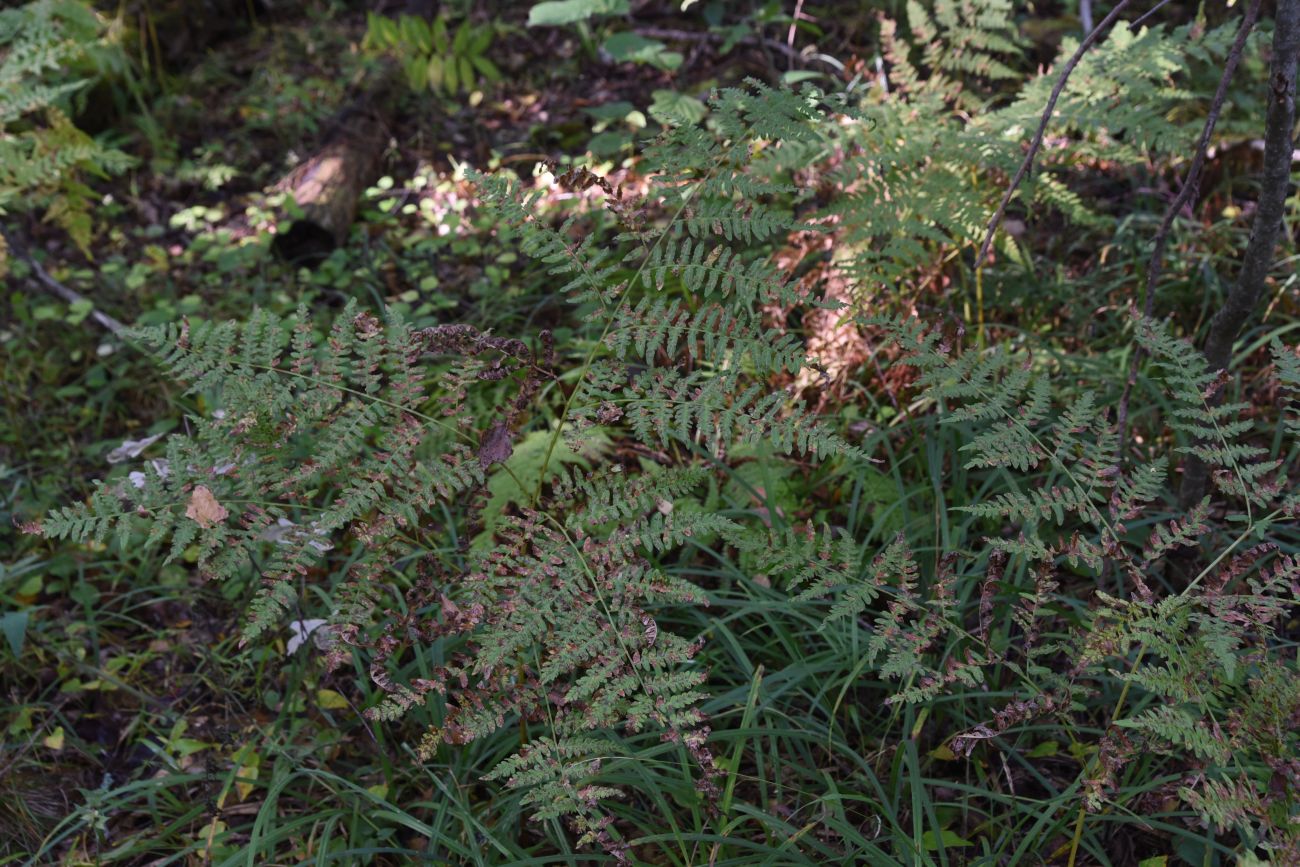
[
  {"left": 173, "top": 738, "right": 211, "bottom": 757},
  {"left": 426, "top": 56, "right": 444, "bottom": 92},
  {"left": 929, "top": 744, "right": 957, "bottom": 761},
  {"left": 235, "top": 750, "right": 260, "bottom": 802},
  {"left": 199, "top": 818, "right": 227, "bottom": 854},
  {"left": 43, "top": 726, "right": 65, "bottom": 751},
  {"left": 316, "top": 689, "right": 350, "bottom": 710}
]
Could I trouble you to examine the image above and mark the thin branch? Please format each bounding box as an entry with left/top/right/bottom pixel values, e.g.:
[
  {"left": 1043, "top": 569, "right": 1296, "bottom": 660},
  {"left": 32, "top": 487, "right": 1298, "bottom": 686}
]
[
  {"left": 1128, "top": 0, "right": 1176, "bottom": 33},
  {"left": 975, "top": 0, "right": 1134, "bottom": 268},
  {"left": 1114, "top": 0, "right": 1262, "bottom": 459},
  {"left": 633, "top": 25, "right": 832, "bottom": 69},
  {"left": 787, "top": 0, "right": 805, "bottom": 72},
  {"left": 1179, "top": 0, "right": 1300, "bottom": 509},
  {"left": 1, "top": 227, "right": 127, "bottom": 337},
  {"left": 1140, "top": 0, "right": 1261, "bottom": 320}
]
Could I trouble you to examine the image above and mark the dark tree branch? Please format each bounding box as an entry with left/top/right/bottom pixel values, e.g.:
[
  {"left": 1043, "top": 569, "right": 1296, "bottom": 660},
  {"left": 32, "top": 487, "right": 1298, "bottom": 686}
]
[
  {"left": 975, "top": 0, "right": 1134, "bottom": 268},
  {"left": 1, "top": 227, "right": 127, "bottom": 338},
  {"left": 1115, "top": 0, "right": 1262, "bottom": 459},
  {"left": 1178, "top": 0, "right": 1300, "bottom": 509}
]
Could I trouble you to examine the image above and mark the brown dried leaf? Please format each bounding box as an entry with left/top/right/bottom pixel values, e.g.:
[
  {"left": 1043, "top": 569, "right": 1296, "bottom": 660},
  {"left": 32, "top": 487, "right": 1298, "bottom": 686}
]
[
  {"left": 186, "top": 485, "right": 229, "bottom": 528},
  {"left": 478, "top": 422, "right": 513, "bottom": 469}
]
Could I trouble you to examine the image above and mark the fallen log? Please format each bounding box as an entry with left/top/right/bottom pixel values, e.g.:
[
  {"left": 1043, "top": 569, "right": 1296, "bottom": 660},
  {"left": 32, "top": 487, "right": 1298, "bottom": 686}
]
[{"left": 271, "top": 63, "right": 399, "bottom": 266}]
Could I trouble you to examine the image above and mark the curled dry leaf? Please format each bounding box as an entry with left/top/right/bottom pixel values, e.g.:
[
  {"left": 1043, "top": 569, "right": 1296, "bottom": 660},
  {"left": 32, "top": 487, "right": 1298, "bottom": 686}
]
[
  {"left": 186, "top": 485, "right": 229, "bottom": 528},
  {"left": 261, "top": 517, "right": 334, "bottom": 553},
  {"left": 107, "top": 433, "right": 164, "bottom": 464}
]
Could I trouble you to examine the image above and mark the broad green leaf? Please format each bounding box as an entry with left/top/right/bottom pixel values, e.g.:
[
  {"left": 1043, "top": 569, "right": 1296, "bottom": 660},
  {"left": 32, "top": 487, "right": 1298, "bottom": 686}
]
[
  {"left": 426, "top": 55, "right": 444, "bottom": 91},
  {"left": 444, "top": 54, "right": 459, "bottom": 93},
  {"left": 648, "top": 89, "right": 707, "bottom": 127},
  {"left": 232, "top": 747, "right": 260, "bottom": 802},
  {"left": 588, "top": 130, "right": 632, "bottom": 156},
  {"left": 1, "top": 610, "right": 28, "bottom": 656},
  {"left": 452, "top": 20, "right": 471, "bottom": 54},
  {"left": 471, "top": 55, "right": 501, "bottom": 82},
  {"left": 781, "top": 70, "right": 824, "bottom": 85},
  {"left": 473, "top": 427, "right": 610, "bottom": 550},
  {"left": 922, "top": 829, "right": 973, "bottom": 850},
  {"left": 373, "top": 14, "right": 400, "bottom": 49},
  {"left": 405, "top": 56, "right": 428, "bottom": 92},
  {"left": 584, "top": 100, "right": 637, "bottom": 121},
  {"left": 399, "top": 15, "right": 430, "bottom": 53},
  {"left": 432, "top": 16, "right": 449, "bottom": 53},
  {"left": 603, "top": 32, "right": 682, "bottom": 71},
  {"left": 316, "top": 689, "right": 350, "bottom": 710},
  {"left": 528, "top": 0, "right": 629, "bottom": 27}
]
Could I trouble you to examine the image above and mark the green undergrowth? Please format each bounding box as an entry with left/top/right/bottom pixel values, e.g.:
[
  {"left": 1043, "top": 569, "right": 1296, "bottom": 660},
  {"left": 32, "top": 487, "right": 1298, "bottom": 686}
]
[{"left": 5, "top": 1, "right": 1300, "bottom": 865}]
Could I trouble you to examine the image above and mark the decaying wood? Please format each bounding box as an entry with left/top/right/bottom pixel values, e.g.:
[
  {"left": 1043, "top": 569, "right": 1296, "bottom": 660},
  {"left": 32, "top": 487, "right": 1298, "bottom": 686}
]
[{"left": 271, "top": 63, "right": 399, "bottom": 266}]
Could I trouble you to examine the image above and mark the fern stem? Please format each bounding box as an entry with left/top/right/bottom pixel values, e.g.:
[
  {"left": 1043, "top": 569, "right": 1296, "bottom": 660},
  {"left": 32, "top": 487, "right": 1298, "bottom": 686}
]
[
  {"left": 1183, "top": 507, "right": 1281, "bottom": 595},
  {"left": 531, "top": 167, "right": 711, "bottom": 504},
  {"left": 244, "top": 362, "right": 473, "bottom": 443}
]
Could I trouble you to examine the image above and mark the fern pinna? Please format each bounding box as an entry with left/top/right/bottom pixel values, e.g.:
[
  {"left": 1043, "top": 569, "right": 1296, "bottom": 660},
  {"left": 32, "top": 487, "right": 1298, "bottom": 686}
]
[{"left": 31, "top": 82, "right": 871, "bottom": 851}]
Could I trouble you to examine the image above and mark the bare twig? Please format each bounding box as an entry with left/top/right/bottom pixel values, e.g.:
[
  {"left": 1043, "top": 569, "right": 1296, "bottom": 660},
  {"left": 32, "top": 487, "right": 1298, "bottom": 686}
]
[
  {"left": 975, "top": 0, "right": 1134, "bottom": 269},
  {"left": 1178, "top": 0, "right": 1300, "bottom": 509},
  {"left": 1128, "top": 0, "right": 1176, "bottom": 33},
  {"left": 1, "top": 227, "right": 127, "bottom": 337},
  {"left": 787, "top": 0, "right": 805, "bottom": 72},
  {"left": 1114, "top": 0, "right": 1262, "bottom": 458},
  {"left": 633, "top": 25, "right": 833, "bottom": 69},
  {"left": 1139, "top": 0, "right": 1261, "bottom": 320}
]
